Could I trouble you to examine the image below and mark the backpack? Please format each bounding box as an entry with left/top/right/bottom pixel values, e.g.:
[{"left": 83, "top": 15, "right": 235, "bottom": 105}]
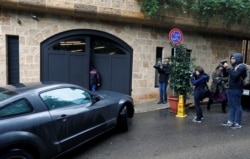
[
  {"left": 235, "top": 63, "right": 250, "bottom": 86},
  {"left": 199, "top": 83, "right": 211, "bottom": 101}
]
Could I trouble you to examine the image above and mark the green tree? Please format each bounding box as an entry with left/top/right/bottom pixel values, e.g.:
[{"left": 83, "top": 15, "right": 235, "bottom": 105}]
[{"left": 169, "top": 44, "right": 195, "bottom": 97}]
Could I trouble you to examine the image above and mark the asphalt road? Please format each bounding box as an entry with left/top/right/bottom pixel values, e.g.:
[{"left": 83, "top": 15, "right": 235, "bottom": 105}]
[{"left": 61, "top": 105, "right": 250, "bottom": 159}]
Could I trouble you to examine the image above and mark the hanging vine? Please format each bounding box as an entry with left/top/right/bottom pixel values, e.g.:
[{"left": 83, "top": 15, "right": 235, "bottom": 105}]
[{"left": 141, "top": 0, "right": 250, "bottom": 28}]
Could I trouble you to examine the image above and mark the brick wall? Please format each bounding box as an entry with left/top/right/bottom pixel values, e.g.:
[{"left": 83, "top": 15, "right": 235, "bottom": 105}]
[{"left": 0, "top": 9, "right": 242, "bottom": 103}]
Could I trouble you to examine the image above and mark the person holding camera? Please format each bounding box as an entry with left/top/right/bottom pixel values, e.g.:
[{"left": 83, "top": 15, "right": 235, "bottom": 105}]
[
  {"left": 154, "top": 59, "right": 171, "bottom": 104},
  {"left": 222, "top": 53, "right": 246, "bottom": 129},
  {"left": 207, "top": 62, "right": 228, "bottom": 113},
  {"left": 190, "top": 66, "right": 210, "bottom": 123}
]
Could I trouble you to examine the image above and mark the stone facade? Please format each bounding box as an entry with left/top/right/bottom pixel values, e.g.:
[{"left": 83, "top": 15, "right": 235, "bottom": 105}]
[
  {"left": 0, "top": 1, "right": 244, "bottom": 103},
  {"left": 1, "top": 0, "right": 249, "bottom": 38}
]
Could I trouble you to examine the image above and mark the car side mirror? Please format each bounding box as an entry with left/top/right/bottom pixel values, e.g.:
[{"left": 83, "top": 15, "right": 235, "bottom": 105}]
[{"left": 92, "top": 95, "right": 101, "bottom": 103}]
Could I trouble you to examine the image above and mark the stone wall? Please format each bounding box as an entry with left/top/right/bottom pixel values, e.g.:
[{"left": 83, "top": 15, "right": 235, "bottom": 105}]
[
  {"left": 1, "top": 0, "right": 250, "bottom": 38},
  {"left": 0, "top": 9, "right": 242, "bottom": 103}
]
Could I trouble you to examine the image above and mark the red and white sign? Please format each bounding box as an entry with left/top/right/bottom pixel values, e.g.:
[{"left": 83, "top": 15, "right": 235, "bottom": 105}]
[{"left": 169, "top": 28, "right": 183, "bottom": 45}]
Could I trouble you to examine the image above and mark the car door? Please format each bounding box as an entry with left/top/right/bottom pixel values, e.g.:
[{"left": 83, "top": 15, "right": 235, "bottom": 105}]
[
  {"left": 40, "top": 87, "right": 107, "bottom": 151},
  {"left": 87, "top": 94, "right": 118, "bottom": 131}
]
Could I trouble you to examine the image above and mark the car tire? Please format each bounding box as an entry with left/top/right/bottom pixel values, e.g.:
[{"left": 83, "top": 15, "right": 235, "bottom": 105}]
[
  {"left": 1, "top": 149, "right": 35, "bottom": 159},
  {"left": 117, "top": 106, "right": 129, "bottom": 132}
]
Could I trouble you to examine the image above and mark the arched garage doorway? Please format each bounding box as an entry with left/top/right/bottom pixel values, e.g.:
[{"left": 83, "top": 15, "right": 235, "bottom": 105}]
[{"left": 41, "top": 29, "right": 133, "bottom": 95}]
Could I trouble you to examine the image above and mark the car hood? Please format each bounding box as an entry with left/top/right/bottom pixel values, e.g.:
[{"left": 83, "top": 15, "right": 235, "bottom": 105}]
[
  {"left": 95, "top": 90, "right": 127, "bottom": 97},
  {"left": 94, "top": 90, "right": 132, "bottom": 102}
]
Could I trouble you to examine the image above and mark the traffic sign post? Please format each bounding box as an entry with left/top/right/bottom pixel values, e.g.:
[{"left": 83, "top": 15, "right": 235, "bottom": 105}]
[{"left": 169, "top": 28, "right": 183, "bottom": 45}]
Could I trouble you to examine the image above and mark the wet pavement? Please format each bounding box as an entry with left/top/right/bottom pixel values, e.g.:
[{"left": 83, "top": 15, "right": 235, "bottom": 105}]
[
  {"left": 64, "top": 103, "right": 250, "bottom": 159},
  {"left": 134, "top": 97, "right": 198, "bottom": 113}
]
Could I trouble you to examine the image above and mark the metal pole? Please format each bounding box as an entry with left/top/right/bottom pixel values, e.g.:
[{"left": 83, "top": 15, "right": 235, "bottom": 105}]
[{"left": 172, "top": 47, "right": 176, "bottom": 96}]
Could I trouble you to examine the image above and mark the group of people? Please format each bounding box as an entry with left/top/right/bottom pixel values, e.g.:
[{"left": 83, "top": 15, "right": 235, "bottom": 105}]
[
  {"left": 154, "top": 53, "right": 247, "bottom": 129},
  {"left": 190, "top": 62, "right": 228, "bottom": 123},
  {"left": 190, "top": 53, "right": 247, "bottom": 129}
]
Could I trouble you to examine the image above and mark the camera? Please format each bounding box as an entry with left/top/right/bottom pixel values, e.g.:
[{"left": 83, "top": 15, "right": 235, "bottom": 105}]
[
  {"left": 220, "top": 60, "right": 227, "bottom": 65},
  {"left": 153, "top": 61, "right": 162, "bottom": 68},
  {"left": 190, "top": 71, "right": 196, "bottom": 77}
]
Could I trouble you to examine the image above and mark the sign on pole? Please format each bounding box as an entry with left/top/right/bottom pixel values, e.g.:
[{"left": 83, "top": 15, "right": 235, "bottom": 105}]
[{"left": 169, "top": 28, "right": 183, "bottom": 45}]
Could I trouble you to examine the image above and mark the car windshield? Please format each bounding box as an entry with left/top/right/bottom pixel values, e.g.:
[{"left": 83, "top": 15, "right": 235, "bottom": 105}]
[
  {"left": 0, "top": 89, "right": 17, "bottom": 101},
  {"left": 40, "top": 87, "right": 92, "bottom": 110}
]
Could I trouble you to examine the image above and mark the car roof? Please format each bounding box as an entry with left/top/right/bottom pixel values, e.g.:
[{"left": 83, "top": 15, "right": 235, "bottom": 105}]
[{"left": 0, "top": 81, "right": 77, "bottom": 94}]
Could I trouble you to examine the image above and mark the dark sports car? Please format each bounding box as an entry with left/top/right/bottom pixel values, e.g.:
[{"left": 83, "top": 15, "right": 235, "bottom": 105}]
[{"left": 0, "top": 82, "right": 134, "bottom": 159}]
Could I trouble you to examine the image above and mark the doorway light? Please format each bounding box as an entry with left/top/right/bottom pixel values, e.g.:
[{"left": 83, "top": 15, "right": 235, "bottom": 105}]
[
  {"left": 60, "top": 41, "right": 86, "bottom": 46},
  {"left": 71, "top": 49, "right": 83, "bottom": 52},
  {"left": 94, "top": 46, "right": 105, "bottom": 49}
]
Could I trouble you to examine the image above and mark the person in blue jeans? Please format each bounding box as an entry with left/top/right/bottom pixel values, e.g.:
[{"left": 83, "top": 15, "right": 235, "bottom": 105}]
[
  {"left": 154, "top": 59, "right": 171, "bottom": 104},
  {"left": 191, "top": 66, "right": 210, "bottom": 123},
  {"left": 222, "top": 53, "right": 246, "bottom": 129}
]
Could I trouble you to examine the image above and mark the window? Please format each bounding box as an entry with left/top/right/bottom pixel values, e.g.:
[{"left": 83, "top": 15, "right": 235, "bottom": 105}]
[
  {"left": 49, "top": 38, "right": 86, "bottom": 52},
  {"left": 154, "top": 47, "right": 163, "bottom": 87},
  {"left": 92, "top": 36, "right": 125, "bottom": 55},
  {"left": 7, "top": 35, "right": 20, "bottom": 84},
  {"left": 0, "top": 89, "right": 17, "bottom": 101},
  {"left": 40, "top": 87, "right": 92, "bottom": 110},
  {"left": 0, "top": 99, "right": 33, "bottom": 118}
]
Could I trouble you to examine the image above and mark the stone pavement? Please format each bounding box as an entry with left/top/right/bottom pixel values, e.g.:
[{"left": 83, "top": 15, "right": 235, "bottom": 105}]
[
  {"left": 134, "top": 99, "right": 169, "bottom": 113},
  {"left": 134, "top": 98, "right": 209, "bottom": 113}
]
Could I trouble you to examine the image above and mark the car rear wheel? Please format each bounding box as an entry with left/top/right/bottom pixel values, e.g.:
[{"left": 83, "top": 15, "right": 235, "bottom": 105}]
[
  {"left": 117, "top": 106, "right": 129, "bottom": 132},
  {"left": 1, "top": 149, "right": 35, "bottom": 159}
]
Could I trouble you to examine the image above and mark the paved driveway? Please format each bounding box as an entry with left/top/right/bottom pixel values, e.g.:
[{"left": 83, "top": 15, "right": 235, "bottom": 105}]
[{"left": 61, "top": 104, "right": 250, "bottom": 159}]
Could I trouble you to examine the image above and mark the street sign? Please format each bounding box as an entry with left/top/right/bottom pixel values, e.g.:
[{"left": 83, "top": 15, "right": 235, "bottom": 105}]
[{"left": 169, "top": 28, "right": 183, "bottom": 45}]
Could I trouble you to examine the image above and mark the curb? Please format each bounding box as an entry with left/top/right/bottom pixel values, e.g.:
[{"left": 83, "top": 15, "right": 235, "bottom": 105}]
[
  {"left": 134, "top": 99, "right": 210, "bottom": 113},
  {"left": 134, "top": 100, "right": 169, "bottom": 113}
]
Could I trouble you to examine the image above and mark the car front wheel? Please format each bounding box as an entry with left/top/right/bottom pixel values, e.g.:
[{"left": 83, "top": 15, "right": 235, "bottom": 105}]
[
  {"left": 117, "top": 106, "right": 129, "bottom": 132},
  {"left": 1, "top": 149, "right": 35, "bottom": 159}
]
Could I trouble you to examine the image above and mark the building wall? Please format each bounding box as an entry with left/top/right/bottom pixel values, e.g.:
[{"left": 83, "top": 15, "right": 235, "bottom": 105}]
[
  {"left": 1, "top": 0, "right": 249, "bottom": 38},
  {"left": 0, "top": 9, "right": 242, "bottom": 103}
]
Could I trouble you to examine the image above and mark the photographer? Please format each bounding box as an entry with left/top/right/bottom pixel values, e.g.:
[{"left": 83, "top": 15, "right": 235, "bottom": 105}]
[
  {"left": 154, "top": 59, "right": 171, "bottom": 104},
  {"left": 190, "top": 66, "right": 210, "bottom": 123},
  {"left": 207, "top": 60, "right": 228, "bottom": 113},
  {"left": 222, "top": 53, "right": 246, "bottom": 129}
]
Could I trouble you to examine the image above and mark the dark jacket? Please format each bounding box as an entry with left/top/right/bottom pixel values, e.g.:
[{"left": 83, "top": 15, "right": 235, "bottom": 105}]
[
  {"left": 210, "top": 65, "right": 229, "bottom": 93},
  {"left": 227, "top": 53, "right": 246, "bottom": 90},
  {"left": 154, "top": 64, "right": 171, "bottom": 83},
  {"left": 90, "top": 68, "right": 101, "bottom": 86},
  {"left": 191, "top": 73, "right": 210, "bottom": 92}
]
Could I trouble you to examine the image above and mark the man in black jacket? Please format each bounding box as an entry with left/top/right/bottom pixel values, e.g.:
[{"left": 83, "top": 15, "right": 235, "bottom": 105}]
[
  {"left": 222, "top": 53, "right": 246, "bottom": 129},
  {"left": 154, "top": 59, "right": 171, "bottom": 104}
]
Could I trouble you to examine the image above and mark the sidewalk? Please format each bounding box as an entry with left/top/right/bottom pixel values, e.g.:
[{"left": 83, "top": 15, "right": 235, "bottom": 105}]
[
  {"left": 134, "top": 98, "right": 209, "bottom": 113},
  {"left": 134, "top": 99, "right": 169, "bottom": 113}
]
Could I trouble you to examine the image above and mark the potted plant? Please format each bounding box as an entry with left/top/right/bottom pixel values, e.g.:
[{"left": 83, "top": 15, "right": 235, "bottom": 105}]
[{"left": 168, "top": 44, "right": 195, "bottom": 113}]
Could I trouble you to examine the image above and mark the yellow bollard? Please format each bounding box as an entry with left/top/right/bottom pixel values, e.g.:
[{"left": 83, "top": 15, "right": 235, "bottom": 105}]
[{"left": 176, "top": 95, "right": 187, "bottom": 118}]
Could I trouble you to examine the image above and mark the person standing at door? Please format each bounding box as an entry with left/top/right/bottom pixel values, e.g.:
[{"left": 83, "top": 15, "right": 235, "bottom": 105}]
[
  {"left": 153, "top": 59, "right": 171, "bottom": 104},
  {"left": 89, "top": 66, "right": 101, "bottom": 91}
]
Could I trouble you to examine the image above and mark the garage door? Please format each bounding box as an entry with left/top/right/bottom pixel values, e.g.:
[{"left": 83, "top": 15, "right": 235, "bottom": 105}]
[{"left": 41, "top": 30, "right": 132, "bottom": 95}]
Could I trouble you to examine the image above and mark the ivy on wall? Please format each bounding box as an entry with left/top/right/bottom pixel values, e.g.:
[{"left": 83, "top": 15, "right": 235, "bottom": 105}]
[{"left": 141, "top": 0, "right": 250, "bottom": 28}]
